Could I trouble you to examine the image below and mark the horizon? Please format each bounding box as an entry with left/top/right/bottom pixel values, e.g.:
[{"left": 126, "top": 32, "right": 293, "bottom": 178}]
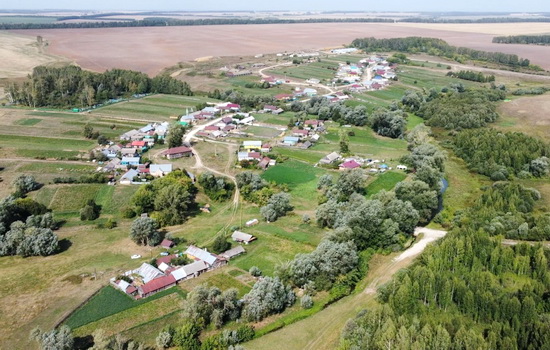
[{"left": 2, "top": 0, "right": 549, "bottom": 13}]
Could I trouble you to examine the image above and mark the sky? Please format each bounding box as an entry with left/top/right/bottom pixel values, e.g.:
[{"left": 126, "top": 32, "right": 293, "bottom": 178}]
[{"left": 4, "top": 0, "right": 550, "bottom": 13}]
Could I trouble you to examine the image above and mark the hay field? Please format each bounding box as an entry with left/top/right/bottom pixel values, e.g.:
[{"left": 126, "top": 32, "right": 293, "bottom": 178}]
[
  {"left": 0, "top": 31, "right": 70, "bottom": 79},
  {"left": 496, "top": 94, "right": 550, "bottom": 140},
  {"left": 11, "top": 22, "right": 550, "bottom": 76}
]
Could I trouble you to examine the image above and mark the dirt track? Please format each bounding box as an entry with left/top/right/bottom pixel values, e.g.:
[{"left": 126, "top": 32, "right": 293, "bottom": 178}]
[{"left": 11, "top": 22, "right": 550, "bottom": 76}]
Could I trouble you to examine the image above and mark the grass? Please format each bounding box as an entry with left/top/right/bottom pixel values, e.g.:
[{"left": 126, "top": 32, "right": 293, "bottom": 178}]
[
  {"left": 72, "top": 291, "right": 184, "bottom": 337},
  {"left": 65, "top": 285, "right": 184, "bottom": 330},
  {"left": 274, "top": 147, "right": 325, "bottom": 164},
  {"left": 15, "top": 118, "right": 42, "bottom": 126},
  {"left": 366, "top": 171, "right": 407, "bottom": 198},
  {"left": 0, "top": 134, "right": 94, "bottom": 151},
  {"left": 179, "top": 268, "right": 252, "bottom": 297},
  {"left": 253, "top": 112, "right": 292, "bottom": 126},
  {"left": 246, "top": 126, "right": 283, "bottom": 138},
  {"left": 267, "top": 61, "right": 339, "bottom": 81},
  {"left": 17, "top": 162, "right": 95, "bottom": 172},
  {"left": 48, "top": 184, "right": 106, "bottom": 213},
  {"left": 262, "top": 160, "right": 321, "bottom": 186},
  {"left": 406, "top": 114, "right": 424, "bottom": 131},
  {"left": 324, "top": 127, "right": 408, "bottom": 159},
  {"left": 121, "top": 310, "right": 182, "bottom": 345}
]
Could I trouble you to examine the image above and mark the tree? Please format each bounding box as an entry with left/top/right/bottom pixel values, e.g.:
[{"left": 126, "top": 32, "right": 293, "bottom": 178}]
[
  {"left": 30, "top": 325, "right": 73, "bottom": 350},
  {"left": 129, "top": 217, "right": 161, "bottom": 246},
  {"left": 167, "top": 123, "right": 185, "bottom": 148},
  {"left": 80, "top": 199, "right": 101, "bottom": 221},
  {"left": 198, "top": 172, "right": 235, "bottom": 201},
  {"left": 242, "top": 277, "right": 295, "bottom": 321},
  {"left": 395, "top": 180, "right": 438, "bottom": 224},
  {"left": 339, "top": 129, "right": 350, "bottom": 154},
  {"left": 211, "top": 235, "right": 231, "bottom": 254},
  {"left": 13, "top": 175, "right": 40, "bottom": 196},
  {"left": 83, "top": 123, "right": 94, "bottom": 138},
  {"left": 249, "top": 266, "right": 262, "bottom": 277},
  {"left": 97, "top": 135, "right": 108, "bottom": 145},
  {"left": 260, "top": 192, "right": 292, "bottom": 222}
]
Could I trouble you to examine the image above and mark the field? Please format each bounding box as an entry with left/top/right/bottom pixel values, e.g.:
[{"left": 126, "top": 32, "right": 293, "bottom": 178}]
[
  {"left": 12, "top": 23, "right": 550, "bottom": 76},
  {"left": 496, "top": 94, "right": 550, "bottom": 140},
  {"left": 365, "top": 171, "right": 407, "bottom": 197}
]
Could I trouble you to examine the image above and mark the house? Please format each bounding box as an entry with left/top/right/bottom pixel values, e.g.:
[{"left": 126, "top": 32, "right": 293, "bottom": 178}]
[
  {"left": 121, "top": 147, "right": 138, "bottom": 157},
  {"left": 319, "top": 152, "right": 341, "bottom": 165},
  {"left": 103, "top": 157, "right": 121, "bottom": 172},
  {"left": 171, "top": 260, "right": 209, "bottom": 281},
  {"left": 121, "top": 156, "right": 140, "bottom": 166},
  {"left": 149, "top": 164, "right": 173, "bottom": 177},
  {"left": 299, "top": 141, "right": 312, "bottom": 149},
  {"left": 131, "top": 140, "right": 146, "bottom": 149},
  {"left": 245, "top": 218, "right": 259, "bottom": 227},
  {"left": 156, "top": 254, "right": 177, "bottom": 266},
  {"left": 185, "top": 245, "right": 227, "bottom": 269},
  {"left": 306, "top": 78, "right": 320, "bottom": 84},
  {"left": 263, "top": 105, "right": 284, "bottom": 115},
  {"left": 204, "top": 125, "right": 220, "bottom": 132},
  {"left": 134, "top": 263, "right": 164, "bottom": 283},
  {"left": 283, "top": 136, "right": 300, "bottom": 146},
  {"left": 292, "top": 129, "right": 309, "bottom": 138},
  {"left": 220, "top": 246, "right": 246, "bottom": 260},
  {"left": 397, "top": 165, "right": 408, "bottom": 171},
  {"left": 231, "top": 231, "right": 257, "bottom": 244},
  {"left": 120, "top": 169, "right": 139, "bottom": 185},
  {"left": 303, "top": 88, "right": 317, "bottom": 97},
  {"left": 120, "top": 129, "right": 140, "bottom": 141},
  {"left": 248, "top": 152, "right": 261, "bottom": 160},
  {"left": 138, "top": 274, "right": 176, "bottom": 298},
  {"left": 339, "top": 160, "right": 362, "bottom": 170},
  {"left": 238, "top": 152, "right": 253, "bottom": 162},
  {"left": 261, "top": 144, "right": 272, "bottom": 153},
  {"left": 164, "top": 146, "right": 193, "bottom": 159},
  {"left": 243, "top": 141, "right": 262, "bottom": 151},
  {"left": 221, "top": 116, "right": 233, "bottom": 124},
  {"left": 310, "top": 134, "right": 320, "bottom": 142},
  {"left": 160, "top": 239, "right": 174, "bottom": 249}
]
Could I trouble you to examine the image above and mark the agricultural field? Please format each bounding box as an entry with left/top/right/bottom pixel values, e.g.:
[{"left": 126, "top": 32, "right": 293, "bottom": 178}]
[
  {"left": 496, "top": 93, "right": 550, "bottom": 141},
  {"left": 266, "top": 60, "right": 340, "bottom": 81}
]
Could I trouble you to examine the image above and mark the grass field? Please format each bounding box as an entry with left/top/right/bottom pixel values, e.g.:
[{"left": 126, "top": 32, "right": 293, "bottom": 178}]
[
  {"left": 246, "top": 125, "right": 283, "bottom": 138},
  {"left": 15, "top": 117, "right": 42, "bottom": 126},
  {"left": 72, "top": 291, "right": 184, "bottom": 338},
  {"left": 64, "top": 285, "right": 182, "bottom": 330},
  {"left": 366, "top": 171, "right": 407, "bottom": 198},
  {"left": 406, "top": 114, "right": 425, "bottom": 130},
  {"left": 267, "top": 61, "right": 339, "bottom": 81}
]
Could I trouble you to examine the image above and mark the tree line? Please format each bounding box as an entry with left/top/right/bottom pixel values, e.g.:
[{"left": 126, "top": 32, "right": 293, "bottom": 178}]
[
  {"left": 0, "top": 17, "right": 394, "bottom": 30},
  {"left": 401, "top": 17, "right": 550, "bottom": 23},
  {"left": 350, "top": 37, "right": 535, "bottom": 69},
  {"left": 8, "top": 65, "right": 192, "bottom": 108},
  {"left": 446, "top": 70, "right": 495, "bottom": 83},
  {"left": 493, "top": 34, "right": 550, "bottom": 45}
]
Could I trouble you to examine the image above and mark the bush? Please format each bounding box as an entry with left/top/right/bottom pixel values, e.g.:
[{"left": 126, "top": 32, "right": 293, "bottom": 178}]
[
  {"left": 122, "top": 207, "right": 136, "bottom": 218},
  {"left": 249, "top": 266, "right": 262, "bottom": 277},
  {"left": 301, "top": 295, "right": 313, "bottom": 309}
]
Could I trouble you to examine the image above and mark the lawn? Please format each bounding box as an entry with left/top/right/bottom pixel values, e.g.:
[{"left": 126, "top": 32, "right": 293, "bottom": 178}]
[
  {"left": 253, "top": 113, "right": 290, "bottom": 126},
  {"left": 267, "top": 61, "right": 339, "bottom": 81},
  {"left": 48, "top": 184, "right": 107, "bottom": 213},
  {"left": 262, "top": 160, "right": 322, "bottom": 186},
  {"left": 406, "top": 114, "right": 425, "bottom": 131},
  {"left": 273, "top": 147, "right": 326, "bottom": 164},
  {"left": 324, "top": 127, "right": 408, "bottom": 159},
  {"left": 246, "top": 125, "right": 283, "bottom": 138},
  {"left": 178, "top": 267, "right": 252, "bottom": 297},
  {"left": 366, "top": 171, "right": 407, "bottom": 198}
]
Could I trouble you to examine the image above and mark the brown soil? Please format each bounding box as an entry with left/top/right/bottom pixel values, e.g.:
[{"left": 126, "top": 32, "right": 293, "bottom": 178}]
[{"left": 11, "top": 22, "right": 550, "bottom": 76}]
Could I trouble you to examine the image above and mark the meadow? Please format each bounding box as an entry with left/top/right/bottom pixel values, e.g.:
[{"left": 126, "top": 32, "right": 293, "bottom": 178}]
[{"left": 365, "top": 171, "right": 407, "bottom": 198}]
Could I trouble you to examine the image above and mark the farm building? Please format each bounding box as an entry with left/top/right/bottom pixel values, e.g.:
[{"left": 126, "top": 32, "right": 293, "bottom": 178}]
[
  {"left": 221, "top": 246, "right": 246, "bottom": 260},
  {"left": 340, "top": 160, "right": 362, "bottom": 170},
  {"left": 185, "top": 245, "right": 227, "bottom": 269},
  {"left": 283, "top": 136, "right": 300, "bottom": 146},
  {"left": 160, "top": 239, "right": 175, "bottom": 249},
  {"left": 138, "top": 274, "right": 176, "bottom": 298},
  {"left": 246, "top": 219, "right": 259, "bottom": 227},
  {"left": 320, "top": 152, "right": 341, "bottom": 165},
  {"left": 163, "top": 146, "right": 193, "bottom": 159},
  {"left": 232, "top": 231, "right": 257, "bottom": 244}
]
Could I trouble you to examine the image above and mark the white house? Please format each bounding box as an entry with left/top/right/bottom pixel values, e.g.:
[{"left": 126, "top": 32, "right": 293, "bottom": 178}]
[{"left": 150, "top": 164, "right": 173, "bottom": 177}]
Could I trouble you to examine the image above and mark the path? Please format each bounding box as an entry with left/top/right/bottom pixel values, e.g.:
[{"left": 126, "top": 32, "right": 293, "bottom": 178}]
[{"left": 245, "top": 227, "right": 447, "bottom": 350}]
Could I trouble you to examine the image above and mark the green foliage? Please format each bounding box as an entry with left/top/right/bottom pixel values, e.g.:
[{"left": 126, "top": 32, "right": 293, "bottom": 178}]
[
  {"left": 131, "top": 170, "right": 197, "bottom": 226},
  {"left": 249, "top": 266, "right": 262, "bottom": 277},
  {"left": 12, "top": 174, "right": 40, "bottom": 196},
  {"left": 242, "top": 276, "right": 296, "bottom": 322},
  {"left": 351, "top": 36, "right": 532, "bottom": 68},
  {"left": 211, "top": 235, "right": 231, "bottom": 254},
  {"left": 182, "top": 285, "right": 241, "bottom": 329},
  {"left": 368, "top": 109, "right": 406, "bottom": 138},
  {"left": 30, "top": 325, "right": 73, "bottom": 350},
  {"left": 236, "top": 171, "right": 270, "bottom": 204},
  {"left": 416, "top": 88, "right": 503, "bottom": 129},
  {"left": 173, "top": 322, "right": 202, "bottom": 350},
  {"left": 493, "top": 34, "right": 550, "bottom": 45},
  {"left": 80, "top": 199, "right": 101, "bottom": 221},
  {"left": 301, "top": 295, "right": 313, "bottom": 309},
  {"left": 167, "top": 123, "right": 185, "bottom": 149},
  {"left": 129, "top": 217, "right": 161, "bottom": 246},
  {"left": 198, "top": 172, "right": 235, "bottom": 201},
  {"left": 260, "top": 192, "right": 293, "bottom": 222},
  {"left": 446, "top": 70, "right": 495, "bottom": 83},
  {"left": 9, "top": 65, "right": 192, "bottom": 108},
  {"left": 453, "top": 128, "right": 550, "bottom": 179}
]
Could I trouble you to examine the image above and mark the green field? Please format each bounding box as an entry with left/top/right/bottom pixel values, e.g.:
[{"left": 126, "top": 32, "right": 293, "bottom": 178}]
[
  {"left": 324, "top": 127, "right": 408, "bottom": 159},
  {"left": 274, "top": 147, "right": 326, "bottom": 164},
  {"left": 267, "top": 61, "right": 339, "bottom": 81},
  {"left": 365, "top": 86, "right": 409, "bottom": 101},
  {"left": 406, "top": 114, "right": 425, "bottom": 130},
  {"left": 262, "top": 160, "right": 323, "bottom": 186},
  {"left": 253, "top": 113, "right": 291, "bottom": 126},
  {"left": 366, "top": 171, "right": 407, "bottom": 198},
  {"left": 15, "top": 118, "right": 42, "bottom": 126},
  {"left": 246, "top": 125, "right": 283, "bottom": 138}
]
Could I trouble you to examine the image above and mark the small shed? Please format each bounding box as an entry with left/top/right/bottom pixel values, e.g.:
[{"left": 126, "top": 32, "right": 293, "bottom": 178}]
[
  {"left": 160, "top": 239, "right": 174, "bottom": 249},
  {"left": 220, "top": 246, "right": 246, "bottom": 260},
  {"left": 231, "top": 231, "right": 257, "bottom": 244}
]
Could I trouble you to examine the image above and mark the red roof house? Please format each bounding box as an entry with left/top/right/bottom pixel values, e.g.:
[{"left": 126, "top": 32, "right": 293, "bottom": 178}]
[
  {"left": 163, "top": 146, "right": 193, "bottom": 159},
  {"left": 131, "top": 141, "right": 146, "bottom": 148},
  {"left": 339, "top": 160, "right": 362, "bottom": 170},
  {"left": 160, "top": 239, "right": 174, "bottom": 249},
  {"left": 139, "top": 275, "right": 176, "bottom": 297},
  {"left": 204, "top": 125, "right": 220, "bottom": 131}
]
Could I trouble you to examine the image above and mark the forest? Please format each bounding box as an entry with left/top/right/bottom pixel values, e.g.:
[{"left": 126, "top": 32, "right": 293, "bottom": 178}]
[
  {"left": 350, "top": 37, "right": 534, "bottom": 69},
  {"left": 493, "top": 35, "right": 550, "bottom": 45},
  {"left": 339, "top": 183, "right": 550, "bottom": 349},
  {"left": 7, "top": 66, "right": 193, "bottom": 108},
  {"left": 446, "top": 70, "right": 495, "bottom": 83},
  {"left": 452, "top": 128, "right": 550, "bottom": 180}
]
